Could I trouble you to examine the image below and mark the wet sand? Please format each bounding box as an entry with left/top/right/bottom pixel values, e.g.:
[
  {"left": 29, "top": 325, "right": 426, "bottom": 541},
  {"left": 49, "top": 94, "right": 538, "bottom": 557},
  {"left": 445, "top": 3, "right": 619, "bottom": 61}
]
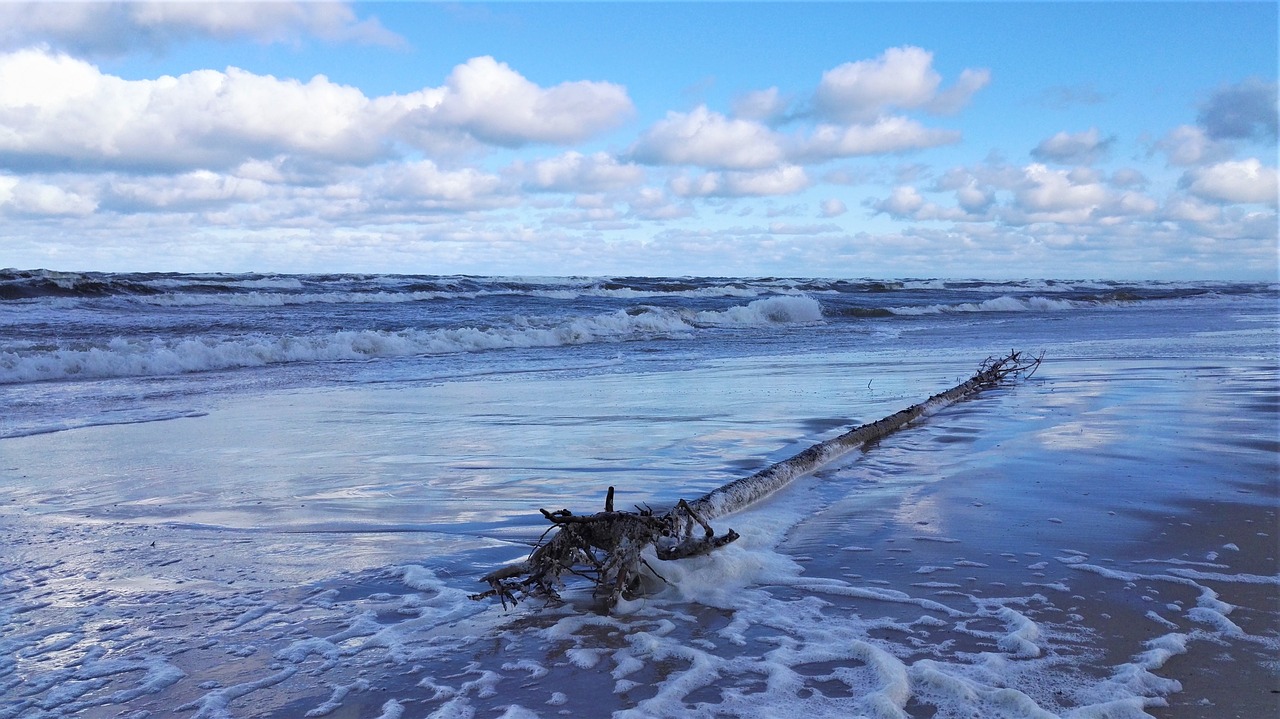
[
  {"left": 1, "top": 354, "right": 1277, "bottom": 717},
  {"left": 777, "top": 358, "right": 1279, "bottom": 717}
]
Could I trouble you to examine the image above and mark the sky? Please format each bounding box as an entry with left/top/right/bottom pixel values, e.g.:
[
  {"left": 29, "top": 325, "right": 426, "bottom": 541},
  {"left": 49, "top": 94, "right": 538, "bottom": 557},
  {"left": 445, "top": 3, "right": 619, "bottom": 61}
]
[{"left": 0, "top": 1, "right": 1276, "bottom": 279}]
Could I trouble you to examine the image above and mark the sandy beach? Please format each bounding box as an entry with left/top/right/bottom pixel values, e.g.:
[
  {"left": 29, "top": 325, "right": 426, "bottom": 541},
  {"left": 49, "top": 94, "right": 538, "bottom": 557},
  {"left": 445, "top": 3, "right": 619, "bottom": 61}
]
[{"left": 3, "top": 345, "right": 1276, "bottom": 718}]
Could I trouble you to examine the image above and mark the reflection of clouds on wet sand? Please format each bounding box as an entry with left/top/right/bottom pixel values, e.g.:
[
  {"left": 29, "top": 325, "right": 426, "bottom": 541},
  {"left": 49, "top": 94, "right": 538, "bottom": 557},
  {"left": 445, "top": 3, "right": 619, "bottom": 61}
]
[
  {"left": 1035, "top": 418, "right": 1124, "bottom": 451},
  {"left": 2, "top": 346, "right": 1277, "bottom": 717}
]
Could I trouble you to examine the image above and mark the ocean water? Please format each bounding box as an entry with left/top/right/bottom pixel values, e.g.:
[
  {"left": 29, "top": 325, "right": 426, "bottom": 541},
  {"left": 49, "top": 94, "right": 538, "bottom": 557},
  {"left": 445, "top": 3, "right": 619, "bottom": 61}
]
[{"left": 1, "top": 270, "right": 1277, "bottom": 718}]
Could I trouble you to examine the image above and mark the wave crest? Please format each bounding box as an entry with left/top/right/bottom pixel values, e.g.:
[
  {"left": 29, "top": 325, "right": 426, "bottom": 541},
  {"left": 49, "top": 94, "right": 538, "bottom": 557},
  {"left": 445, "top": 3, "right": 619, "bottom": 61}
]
[
  {"left": 889, "top": 295, "right": 1078, "bottom": 315},
  {"left": 0, "top": 296, "right": 823, "bottom": 384}
]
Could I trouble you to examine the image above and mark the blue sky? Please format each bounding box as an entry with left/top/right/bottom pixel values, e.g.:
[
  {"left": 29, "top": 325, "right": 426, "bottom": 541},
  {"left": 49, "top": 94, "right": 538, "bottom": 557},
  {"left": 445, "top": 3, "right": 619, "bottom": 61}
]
[{"left": 0, "top": 2, "right": 1276, "bottom": 279}]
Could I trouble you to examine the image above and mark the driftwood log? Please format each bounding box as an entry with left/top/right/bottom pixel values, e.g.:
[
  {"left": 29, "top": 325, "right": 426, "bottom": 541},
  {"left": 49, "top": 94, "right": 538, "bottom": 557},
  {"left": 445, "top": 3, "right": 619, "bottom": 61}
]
[{"left": 472, "top": 351, "right": 1041, "bottom": 611}]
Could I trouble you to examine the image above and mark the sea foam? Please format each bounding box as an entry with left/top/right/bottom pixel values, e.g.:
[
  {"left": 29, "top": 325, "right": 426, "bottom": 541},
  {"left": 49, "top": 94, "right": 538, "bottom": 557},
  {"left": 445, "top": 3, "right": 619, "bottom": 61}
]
[{"left": 0, "top": 296, "right": 822, "bottom": 384}]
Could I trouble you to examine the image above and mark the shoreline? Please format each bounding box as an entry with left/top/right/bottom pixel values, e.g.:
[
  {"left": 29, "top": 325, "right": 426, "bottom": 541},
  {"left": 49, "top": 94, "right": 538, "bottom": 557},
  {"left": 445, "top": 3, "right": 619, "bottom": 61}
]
[{"left": 1, "top": 352, "right": 1276, "bottom": 717}]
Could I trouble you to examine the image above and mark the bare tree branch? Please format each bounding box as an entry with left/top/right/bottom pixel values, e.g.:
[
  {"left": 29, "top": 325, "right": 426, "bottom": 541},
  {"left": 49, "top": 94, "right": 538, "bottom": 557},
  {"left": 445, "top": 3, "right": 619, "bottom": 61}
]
[{"left": 471, "top": 351, "right": 1041, "bottom": 612}]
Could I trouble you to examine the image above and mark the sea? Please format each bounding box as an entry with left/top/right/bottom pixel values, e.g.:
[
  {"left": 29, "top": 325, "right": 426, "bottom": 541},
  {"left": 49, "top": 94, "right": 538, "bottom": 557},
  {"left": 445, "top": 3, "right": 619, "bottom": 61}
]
[{"left": 1, "top": 270, "right": 1277, "bottom": 718}]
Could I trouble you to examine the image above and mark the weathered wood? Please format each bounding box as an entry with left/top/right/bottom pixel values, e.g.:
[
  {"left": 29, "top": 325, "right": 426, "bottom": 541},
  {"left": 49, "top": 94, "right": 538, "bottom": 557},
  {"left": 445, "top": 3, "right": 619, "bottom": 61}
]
[
  {"left": 686, "top": 351, "right": 1041, "bottom": 520},
  {"left": 471, "top": 351, "right": 1041, "bottom": 611}
]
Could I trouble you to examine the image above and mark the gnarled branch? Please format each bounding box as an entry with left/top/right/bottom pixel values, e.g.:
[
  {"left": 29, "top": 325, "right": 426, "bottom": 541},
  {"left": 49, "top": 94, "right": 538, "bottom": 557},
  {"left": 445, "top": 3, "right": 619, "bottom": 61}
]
[{"left": 471, "top": 350, "right": 1041, "bottom": 611}]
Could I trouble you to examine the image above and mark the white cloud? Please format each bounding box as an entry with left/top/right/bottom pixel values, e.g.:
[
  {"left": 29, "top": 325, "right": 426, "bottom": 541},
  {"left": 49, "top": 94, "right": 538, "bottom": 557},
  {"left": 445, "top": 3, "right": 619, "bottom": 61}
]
[
  {"left": 928, "top": 68, "right": 992, "bottom": 115},
  {"left": 874, "top": 186, "right": 926, "bottom": 218},
  {"left": 934, "top": 161, "right": 1024, "bottom": 194},
  {"left": 418, "top": 56, "right": 633, "bottom": 147},
  {"left": 0, "top": 1, "right": 402, "bottom": 55},
  {"left": 0, "top": 27, "right": 1268, "bottom": 280},
  {"left": 631, "top": 106, "right": 786, "bottom": 170},
  {"left": 630, "top": 47, "right": 980, "bottom": 172},
  {"left": 819, "top": 198, "right": 847, "bottom": 217},
  {"left": 1230, "top": 210, "right": 1280, "bottom": 240},
  {"left": 798, "top": 116, "right": 961, "bottom": 160},
  {"left": 233, "top": 159, "right": 288, "bottom": 184},
  {"left": 1099, "top": 191, "right": 1158, "bottom": 219},
  {"left": 869, "top": 185, "right": 971, "bottom": 222},
  {"left": 1015, "top": 164, "right": 1109, "bottom": 214},
  {"left": 1164, "top": 194, "right": 1221, "bottom": 224},
  {"left": 815, "top": 46, "right": 939, "bottom": 122},
  {"left": 106, "top": 170, "right": 271, "bottom": 210},
  {"left": 814, "top": 46, "right": 988, "bottom": 122},
  {"left": 726, "top": 165, "right": 810, "bottom": 196},
  {"left": 1154, "top": 125, "right": 1232, "bottom": 167},
  {"left": 1110, "top": 168, "right": 1148, "bottom": 188},
  {"left": 954, "top": 182, "right": 995, "bottom": 214},
  {"left": 0, "top": 174, "right": 97, "bottom": 216},
  {"left": 1031, "top": 128, "right": 1113, "bottom": 165},
  {"left": 1183, "top": 158, "right": 1279, "bottom": 205},
  {"left": 0, "top": 48, "right": 388, "bottom": 170},
  {"left": 541, "top": 206, "right": 627, "bottom": 228},
  {"left": 86, "top": 160, "right": 509, "bottom": 218},
  {"left": 133, "top": 1, "right": 398, "bottom": 44},
  {"left": 626, "top": 187, "right": 694, "bottom": 220},
  {"left": 670, "top": 165, "right": 809, "bottom": 198},
  {"left": 0, "top": 49, "right": 633, "bottom": 173},
  {"left": 732, "top": 87, "right": 788, "bottom": 121},
  {"left": 933, "top": 167, "right": 1002, "bottom": 215},
  {"left": 768, "top": 222, "right": 842, "bottom": 235},
  {"left": 517, "top": 151, "right": 645, "bottom": 193},
  {"left": 373, "top": 160, "right": 506, "bottom": 207}
]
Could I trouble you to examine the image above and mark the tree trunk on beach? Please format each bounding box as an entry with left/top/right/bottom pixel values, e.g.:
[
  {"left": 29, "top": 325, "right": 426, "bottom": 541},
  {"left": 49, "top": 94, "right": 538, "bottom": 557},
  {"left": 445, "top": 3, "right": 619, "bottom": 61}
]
[{"left": 471, "top": 350, "right": 1042, "bottom": 612}]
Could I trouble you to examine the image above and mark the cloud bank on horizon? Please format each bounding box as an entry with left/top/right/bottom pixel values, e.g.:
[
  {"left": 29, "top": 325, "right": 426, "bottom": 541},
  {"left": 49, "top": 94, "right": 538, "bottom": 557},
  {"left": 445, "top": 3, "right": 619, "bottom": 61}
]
[{"left": 0, "top": 1, "right": 1275, "bottom": 279}]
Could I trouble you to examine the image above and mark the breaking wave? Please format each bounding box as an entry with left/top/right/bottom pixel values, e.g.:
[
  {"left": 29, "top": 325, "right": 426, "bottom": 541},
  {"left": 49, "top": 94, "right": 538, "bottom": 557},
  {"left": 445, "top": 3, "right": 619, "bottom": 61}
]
[
  {"left": 0, "top": 296, "right": 823, "bottom": 384},
  {"left": 8, "top": 269, "right": 1267, "bottom": 305},
  {"left": 888, "top": 295, "right": 1079, "bottom": 315}
]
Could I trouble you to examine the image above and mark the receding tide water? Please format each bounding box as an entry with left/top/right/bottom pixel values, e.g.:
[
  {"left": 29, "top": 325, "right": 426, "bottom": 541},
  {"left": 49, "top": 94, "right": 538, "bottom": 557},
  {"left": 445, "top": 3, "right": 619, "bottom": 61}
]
[{"left": 1, "top": 270, "right": 1277, "bottom": 718}]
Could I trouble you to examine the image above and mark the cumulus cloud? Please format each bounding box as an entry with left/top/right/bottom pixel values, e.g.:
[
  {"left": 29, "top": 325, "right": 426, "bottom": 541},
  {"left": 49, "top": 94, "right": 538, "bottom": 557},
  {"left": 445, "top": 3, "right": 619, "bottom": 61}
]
[
  {"left": 631, "top": 48, "right": 977, "bottom": 173},
  {"left": 1182, "top": 158, "right": 1279, "bottom": 205},
  {"left": 929, "top": 68, "right": 992, "bottom": 115},
  {"left": 813, "top": 46, "right": 988, "bottom": 122},
  {"left": 373, "top": 160, "right": 505, "bottom": 207},
  {"left": 1000, "top": 164, "right": 1166, "bottom": 226},
  {"left": 1110, "top": 168, "right": 1148, "bottom": 189},
  {"left": 768, "top": 222, "right": 842, "bottom": 235},
  {"left": 1031, "top": 128, "right": 1114, "bottom": 165},
  {"left": 819, "top": 198, "right": 847, "bottom": 217},
  {"left": 631, "top": 106, "right": 786, "bottom": 170},
  {"left": 626, "top": 187, "right": 694, "bottom": 221},
  {"left": 0, "top": 174, "right": 97, "bottom": 216},
  {"left": 732, "top": 87, "right": 789, "bottom": 122},
  {"left": 670, "top": 165, "right": 809, "bottom": 198},
  {"left": 1153, "top": 125, "right": 1233, "bottom": 167},
  {"left": 0, "top": 48, "right": 390, "bottom": 170},
  {"left": 105, "top": 170, "right": 271, "bottom": 211},
  {"left": 516, "top": 151, "right": 646, "bottom": 193},
  {"left": 1163, "top": 194, "right": 1222, "bottom": 224},
  {"left": 1197, "top": 78, "right": 1278, "bottom": 141},
  {"left": 414, "top": 56, "right": 633, "bottom": 147},
  {"left": 1016, "top": 164, "right": 1109, "bottom": 215},
  {"left": 0, "top": 1, "right": 402, "bottom": 56},
  {"left": 797, "top": 117, "right": 961, "bottom": 160},
  {"left": 873, "top": 186, "right": 926, "bottom": 218},
  {"left": 0, "top": 49, "right": 633, "bottom": 172},
  {"left": 1099, "top": 191, "right": 1158, "bottom": 219},
  {"left": 869, "top": 158, "right": 1172, "bottom": 230},
  {"left": 953, "top": 182, "right": 995, "bottom": 214},
  {"left": 868, "top": 185, "right": 975, "bottom": 222}
]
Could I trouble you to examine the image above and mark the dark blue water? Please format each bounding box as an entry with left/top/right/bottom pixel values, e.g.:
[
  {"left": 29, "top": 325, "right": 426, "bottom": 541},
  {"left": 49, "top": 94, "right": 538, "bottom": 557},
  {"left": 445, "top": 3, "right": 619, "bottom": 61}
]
[{"left": 2, "top": 270, "right": 1275, "bottom": 439}]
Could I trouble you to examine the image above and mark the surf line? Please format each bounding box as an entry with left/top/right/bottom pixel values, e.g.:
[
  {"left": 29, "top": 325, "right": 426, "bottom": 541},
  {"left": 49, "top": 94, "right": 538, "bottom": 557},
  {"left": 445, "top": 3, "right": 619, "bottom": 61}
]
[{"left": 472, "top": 350, "right": 1042, "bottom": 612}]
